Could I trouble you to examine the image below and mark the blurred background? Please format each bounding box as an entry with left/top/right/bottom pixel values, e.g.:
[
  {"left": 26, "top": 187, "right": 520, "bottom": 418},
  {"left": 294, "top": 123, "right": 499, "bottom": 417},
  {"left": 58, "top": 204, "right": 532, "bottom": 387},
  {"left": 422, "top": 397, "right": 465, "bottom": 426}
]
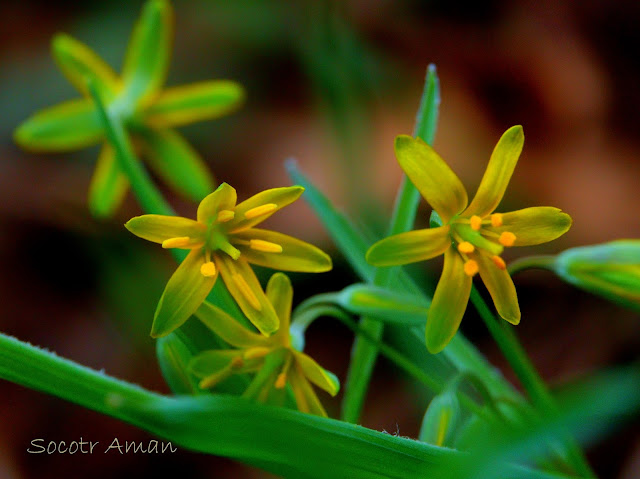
[{"left": 0, "top": 0, "right": 639, "bottom": 477}]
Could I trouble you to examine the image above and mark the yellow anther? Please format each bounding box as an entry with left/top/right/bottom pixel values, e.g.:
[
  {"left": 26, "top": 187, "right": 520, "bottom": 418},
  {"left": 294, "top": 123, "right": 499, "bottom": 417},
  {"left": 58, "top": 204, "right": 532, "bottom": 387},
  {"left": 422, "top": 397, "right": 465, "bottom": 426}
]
[
  {"left": 217, "top": 210, "right": 235, "bottom": 223},
  {"left": 200, "top": 261, "right": 217, "bottom": 277},
  {"left": 470, "top": 215, "right": 483, "bottom": 231},
  {"left": 243, "top": 347, "right": 271, "bottom": 360},
  {"left": 499, "top": 231, "right": 516, "bottom": 247},
  {"left": 232, "top": 274, "right": 262, "bottom": 310},
  {"left": 250, "top": 239, "right": 283, "bottom": 253},
  {"left": 245, "top": 203, "right": 278, "bottom": 219},
  {"left": 162, "top": 236, "right": 191, "bottom": 249},
  {"left": 231, "top": 356, "right": 245, "bottom": 369},
  {"left": 457, "top": 241, "right": 475, "bottom": 254},
  {"left": 491, "top": 213, "right": 503, "bottom": 227},
  {"left": 492, "top": 255, "right": 507, "bottom": 270},
  {"left": 463, "top": 260, "right": 479, "bottom": 277},
  {"left": 275, "top": 372, "right": 287, "bottom": 389}
]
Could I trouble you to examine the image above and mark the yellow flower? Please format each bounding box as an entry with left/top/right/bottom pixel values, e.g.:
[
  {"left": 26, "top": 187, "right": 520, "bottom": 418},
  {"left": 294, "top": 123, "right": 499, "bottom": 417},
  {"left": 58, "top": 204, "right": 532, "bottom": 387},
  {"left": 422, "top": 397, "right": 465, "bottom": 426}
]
[
  {"left": 366, "top": 126, "right": 572, "bottom": 353},
  {"left": 190, "top": 273, "right": 339, "bottom": 417},
  {"left": 14, "top": 0, "right": 244, "bottom": 217},
  {"left": 125, "top": 183, "right": 332, "bottom": 338}
]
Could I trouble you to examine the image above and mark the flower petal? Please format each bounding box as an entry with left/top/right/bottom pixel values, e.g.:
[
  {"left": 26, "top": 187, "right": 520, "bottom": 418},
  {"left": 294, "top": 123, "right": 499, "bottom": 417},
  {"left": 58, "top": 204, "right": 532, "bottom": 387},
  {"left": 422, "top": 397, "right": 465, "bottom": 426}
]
[
  {"left": 289, "top": 365, "right": 328, "bottom": 416},
  {"left": 88, "top": 144, "right": 129, "bottom": 218},
  {"left": 197, "top": 182, "right": 237, "bottom": 223},
  {"left": 465, "top": 125, "right": 524, "bottom": 218},
  {"left": 14, "top": 99, "right": 102, "bottom": 151},
  {"left": 51, "top": 34, "right": 120, "bottom": 98},
  {"left": 195, "top": 300, "right": 266, "bottom": 348},
  {"left": 144, "top": 80, "right": 245, "bottom": 128},
  {"left": 425, "top": 247, "right": 472, "bottom": 354},
  {"left": 266, "top": 273, "right": 293, "bottom": 331},
  {"left": 476, "top": 254, "right": 521, "bottom": 324},
  {"left": 121, "top": 0, "right": 173, "bottom": 106},
  {"left": 242, "top": 348, "right": 287, "bottom": 400},
  {"left": 229, "top": 186, "right": 304, "bottom": 233},
  {"left": 293, "top": 351, "right": 339, "bottom": 396},
  {"left": 395, "top": 135, "right": 468, "bottom": 223},
  {"left": 190, "top": 350, "right": 240, "bottom": 378},
  {"left": 233, "top": 229, "right": 332, "bottom": 273},
  {"left": 491, "top": 207, "right": 572, "bottom": 246},
  {"left": 125, "top": 214, "right": 206, "bottom": 244},
  {"left": 152, "top": 248, "right": 216, "bottom": 337},
  {"left": 366, "top": 226, "right": 451, "bottom": 267},
  {"left": 216, "top": 255, "right": 279, "bottom": 335},
  {"left": 137, "top": 127, "right": 215, "bottom": 202}
]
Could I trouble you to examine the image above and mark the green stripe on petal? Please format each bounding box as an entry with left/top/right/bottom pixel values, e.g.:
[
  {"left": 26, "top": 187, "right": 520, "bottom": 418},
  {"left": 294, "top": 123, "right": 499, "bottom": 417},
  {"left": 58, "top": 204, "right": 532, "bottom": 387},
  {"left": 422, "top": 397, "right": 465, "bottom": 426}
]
[
  {"left": 366, "top": 226, "right": 451, "bottom": 267},
  {"left": 195, "top": 300, "right": 266, "bottom": 349},
  {"left": 138, "top": 127, "right": 215, "bottom": 202},
  {"left": 144, "top": 80, "right": 245, "bottom": 128},
  {"left": 293, "top": 351, "right": 339, "bottom": 396},
  {"left": 197, "top": 182, "right": 237, "bottom": 223},
  {"left": 121, "top": 0, "right": 173, "bottom": 106},
  {"left": 425, "top": 247, "right": 472, "bottom": 354},
  {"left": 476, "top": 254, "right": 521, "bottom": 325},
  {"left": 492, "top": 207, "right": 572, "bottom": 246},
  {"left": 190, "top": 350, "right": 239, "bottom": 378},
  {"left": 152, "top": 248, "right": 216, "bottom": 338},
  {"left": 51, "top": 34, "right": 120, "bottom": 98},
  {"left": 125, "top": 214, "right": 205, "bottom": 244},
  {"left": 266, "top": 273, "right": 293, "bottom": 331},
  {"left": 290, "top": 365, "right": 328, "bottom": 416},
  {"left": 14, "top": 99, "right": 103, "bottom": 151},
  {"left": 395, "top": 135, "right": 468, "bottom": 223},
  {"left": 216, "top": 255, "right": 279, "bottom": 336},
  {"left": 88, "top": 144, "right": 129, "bottom": 218},
  {"left": 465, "top": 125, "right": 524, "bottom": 218},
  {"left": 229, "top": 186, "right": 304, "bottom": 233},
  {"left": 233, "top": 229, "right": 332, "bottom": 273},
  {"left": 242, "top": 349, "right": 287, "bottom": 400}
]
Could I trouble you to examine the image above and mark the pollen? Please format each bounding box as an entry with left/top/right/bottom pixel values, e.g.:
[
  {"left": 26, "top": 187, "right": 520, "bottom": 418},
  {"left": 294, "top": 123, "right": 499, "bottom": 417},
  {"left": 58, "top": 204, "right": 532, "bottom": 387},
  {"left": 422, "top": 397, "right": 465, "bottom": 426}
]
[
  {"left": 217, "top": 210, "right": 235, "bottom": 223},
  {"left": 245, "top": 203, "right": 278, "bottom": 219},
  {"left": 457, "top": 241, "right": 475, "bottom": 254},
  {"left": 250, "top": 239, "right": 283, "bottom": 253},
  {"left": 499, "top": 231, "right": 516, "bottom": 247},
  {"left": 231, "top": 356, "right": 245, "bottom": 369},
  {"left": 275, "top": 372, "right": 287, "bottom": 389},
  {"left": 470, "top": 215, "right": 483, "bottom": 231},
  {"left": 232, "top": 274, "right": 262, "bottom": 310},
  {"left": 243, "top": 347, "right": 271, "bottom": 360},
  {"left": 162, "top": 236, "right": 191, "bottom": 249},
  {"left": 491, "top": 213, "right": 503, "bottom": 227},
  {"left": 492, "top": 255, "right": 507, "bottom": 270},
  {"left": 463, "top": 260, "right": 479, "bottom": 277},
  {"left": 200, "top": 261, "right": 217, "bottom": 277}
]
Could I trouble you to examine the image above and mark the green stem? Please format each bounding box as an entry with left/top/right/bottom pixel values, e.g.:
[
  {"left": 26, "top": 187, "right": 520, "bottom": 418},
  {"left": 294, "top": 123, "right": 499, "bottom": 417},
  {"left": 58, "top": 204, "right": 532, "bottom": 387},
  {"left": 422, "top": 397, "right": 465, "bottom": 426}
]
[
  {"left": 342, "top": 65, "right": 440, "bottom": 423},
  {"left": 508, "top": 255, "right": 556, "bottom": 276},
  {"left": 470, "top": 287, "right": 595, "bottom": 478}
]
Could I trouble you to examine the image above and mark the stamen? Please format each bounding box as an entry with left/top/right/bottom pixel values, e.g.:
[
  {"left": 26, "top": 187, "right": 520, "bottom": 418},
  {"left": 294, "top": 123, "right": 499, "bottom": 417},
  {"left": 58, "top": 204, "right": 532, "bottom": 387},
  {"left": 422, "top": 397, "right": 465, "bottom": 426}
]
[
  {"left": 245, "top": 203, "right": 277, "bottom": 219},
  {"left": 275, "top": 372, "right": 287, "bottom": 389},
  {"left": 491, "top": 213, "right": 503, "bottom": 227},
  {"left": 162, "top": 236, "right": 191, "bottom": 249},
  {"left": 492, "top": 255, "right": 507, "bottom": 270},
  {"left": 200, "top": 261, "right": 217, "bottom": 277},
  {"left": 250, "top": 239, "right": 283, "bottom": 253},
  {"left": 470, "top": 215, "right": 483, "bottom": 231},
  {"left": 499, "top": 231, "right": 516, "bottom": 247},
  {"left": 217, "top": 210, "right": 235, "bottom": 223},
  {"left": 243, "top": 347, "right": 271, "bottom": 360},
  {"left": 457, "top": 241, "right": 475, "bottom": 254},
  {"left": 231, "top": 357, "right": 245, "bottom": 369},
  {"left": 463, "top": 260, "right": 479, "bottom": 277},
  {"left": 232, "top": 273, "right": 262, "bottom": 311}
]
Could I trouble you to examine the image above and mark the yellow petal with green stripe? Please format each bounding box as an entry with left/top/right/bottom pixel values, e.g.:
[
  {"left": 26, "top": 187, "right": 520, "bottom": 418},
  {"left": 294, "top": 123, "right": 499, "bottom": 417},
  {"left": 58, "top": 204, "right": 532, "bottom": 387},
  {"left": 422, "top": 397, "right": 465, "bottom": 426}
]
[
  {"left": 195, "top": 300, "right": 267, "bottom": 349},
  {"left": 290, "top": 366, "right": 328, "bottom": 416},
  {"left": 395, "top": 135, "right": 468, "bottom": 223},
  {"left": 125, "top": 214, "right": 205, "bottom": 244},
  {"left": 464, "top": 125, "right": 524, "bottom": 218},
  {"left": 230, "top": 186, "right": 304, "bottom": 233},
  {"left": 234, "top": 229, "right": 332, "bottom": 273},
  {"left": 88, "top": 144, "right": 129, "bottom": 218},
  {"left": 189, "top": 350, "right": 240, "bottom": 378},
  {"left": 476, "top": 254, "right": 521, "bottom": 324},
  {"left": 294, "top": 351, "right": 340, "bottom": 396},
  {"left": 151, "top": 248, "right": 215, "bottom": 338},
  {"left": 144, "top": 80, "right": 245, "bottom": 128},
  {"left": 266, "top": 273, "right": 293, "bottom": 331},
  {"left": 197, "top": 182, "right": 237, "bottom": 223},
  {"left": 14, "top": 99, "right": 102, "bottom": 151},
  {"left": 491, "top": 207, "right": 572, "bottom": 246},
  {"left": 366, "top": 226, "right": 451, "bottom": 267},
  {"left": 425, "top": 247, "right": 472, "bottom": 354}
]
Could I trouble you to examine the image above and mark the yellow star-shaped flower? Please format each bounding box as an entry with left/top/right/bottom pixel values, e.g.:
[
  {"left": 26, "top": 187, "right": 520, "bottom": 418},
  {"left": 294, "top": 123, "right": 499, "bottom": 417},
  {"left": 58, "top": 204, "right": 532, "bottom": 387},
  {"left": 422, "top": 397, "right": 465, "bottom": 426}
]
[
  {"left": 125, "top": 183, "right": 332, "bottom": 338},
  {"left": 367, "top": 126, "right": 572, "bottom": 353},
  {"left": 14, "top": 0, "right": 244, "bottom": 217},
  {"left": 191, "top": 273, "right": 339, "bottom": 417}
]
